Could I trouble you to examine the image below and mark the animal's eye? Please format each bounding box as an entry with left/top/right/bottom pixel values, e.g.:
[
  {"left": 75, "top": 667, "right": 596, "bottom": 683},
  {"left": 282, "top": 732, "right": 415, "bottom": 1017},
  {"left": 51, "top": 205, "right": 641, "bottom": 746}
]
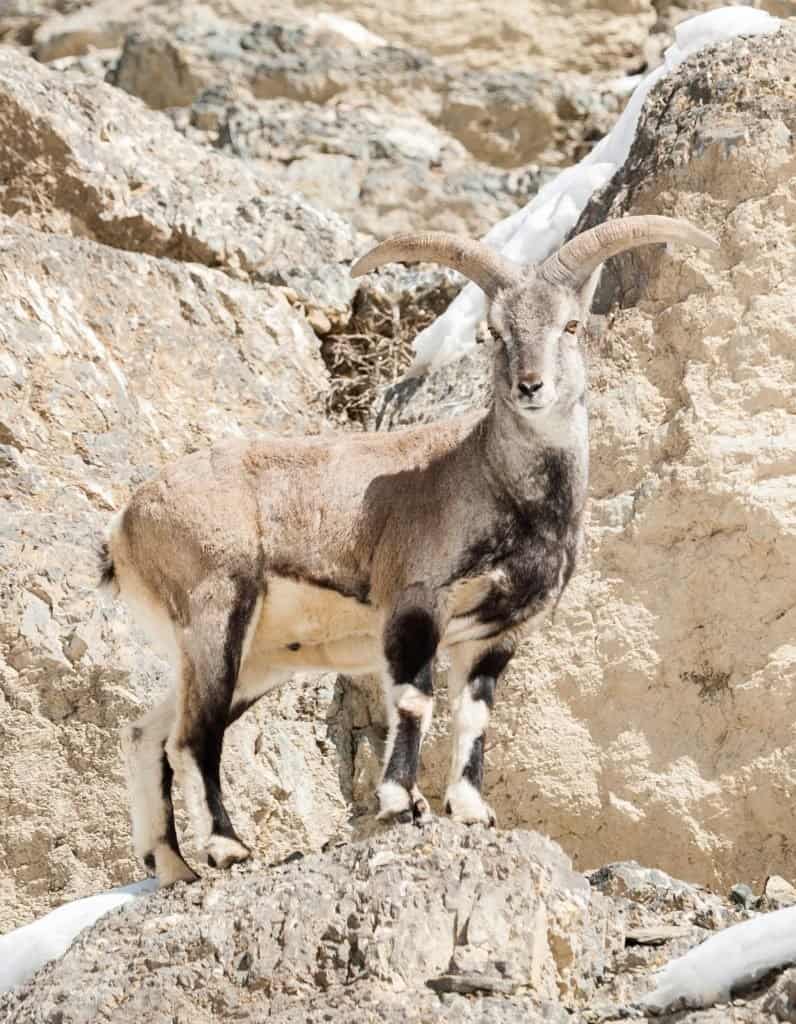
[{"left": 564, "top": 320, "right": 579, "bottom": 334}]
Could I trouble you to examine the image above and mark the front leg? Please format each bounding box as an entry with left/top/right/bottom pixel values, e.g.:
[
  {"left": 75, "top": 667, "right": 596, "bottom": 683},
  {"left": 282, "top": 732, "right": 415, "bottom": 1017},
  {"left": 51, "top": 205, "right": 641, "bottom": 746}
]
[
  {"left": 445, "top": 637, "right": 516, "bottom": 826},
  {"left": 377, "top": 587, "right": 439, "bottom": 825}
]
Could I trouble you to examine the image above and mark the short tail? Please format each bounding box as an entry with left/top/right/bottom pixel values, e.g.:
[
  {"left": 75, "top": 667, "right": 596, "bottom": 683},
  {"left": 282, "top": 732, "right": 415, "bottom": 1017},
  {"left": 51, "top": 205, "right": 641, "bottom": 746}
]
[{"left": 98, "top": 540, "right": 117, "bottom": 589}]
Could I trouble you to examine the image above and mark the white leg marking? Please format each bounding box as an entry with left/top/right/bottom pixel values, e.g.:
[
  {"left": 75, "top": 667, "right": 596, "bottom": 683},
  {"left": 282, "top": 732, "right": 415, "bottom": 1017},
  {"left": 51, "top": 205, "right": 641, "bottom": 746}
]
[
  {"left": 445, "top": 675, "right": 495, "bottom": 826},
  {"left": 444, "top": 778, "right": 497, "bottom": 826},
  {"left": 206, "top": 834, "right": 251, "bottom": 870},
  {"left": 448, "top": 687, "right": 489, "bottom": 786},
  {"left": 155, "top": 844, "right": 198, "bottom": 886},
  {"left": 123, "top": 693, "right": 176, "bottom": 859},
  {"left": 376, "top": 779, "right": 412, "bottom": 819},
  {"left": 165, "top": 734, "right": 214, "bottom": 849},
  {"left": 394, "top": 684, "right": 434, "bottom": 724}
]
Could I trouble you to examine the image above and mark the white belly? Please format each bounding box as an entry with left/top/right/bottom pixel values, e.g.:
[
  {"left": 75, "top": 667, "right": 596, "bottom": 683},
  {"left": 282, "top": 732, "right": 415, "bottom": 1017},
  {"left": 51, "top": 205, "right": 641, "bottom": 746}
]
[
  {"left": 240, "top": 575, "right": 384, "bottom": 678},
  {"left": 237, "top": 568, "right": 523, "bottom": 686}
]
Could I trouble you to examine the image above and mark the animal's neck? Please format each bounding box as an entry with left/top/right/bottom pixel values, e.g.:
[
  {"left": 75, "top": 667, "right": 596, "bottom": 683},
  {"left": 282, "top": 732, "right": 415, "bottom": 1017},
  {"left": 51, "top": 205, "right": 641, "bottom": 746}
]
[{"left": 481, "top": 395, "right": 589, "bottom": 517}]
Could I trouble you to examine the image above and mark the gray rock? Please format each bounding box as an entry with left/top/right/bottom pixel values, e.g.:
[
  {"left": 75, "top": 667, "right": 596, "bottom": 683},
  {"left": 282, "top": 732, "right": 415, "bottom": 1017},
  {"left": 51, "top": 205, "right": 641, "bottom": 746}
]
[
  {"left": 762, "top": 967, "right": 796, "bottom": 1023},
  {"left": 3, "top": 822, "right": 796, "bottom": 1022},
  {"left": 0, "top": 47, "right": 358, "bottom": 319},
  {"left": 172, "top": 90, "right": 553, "bottom": 239},
  {"left": 110, "top": 18, "right": 625, "bottom": 168},
  {"left": 729, "top": 883, "right": 756, "bottom": 910}
]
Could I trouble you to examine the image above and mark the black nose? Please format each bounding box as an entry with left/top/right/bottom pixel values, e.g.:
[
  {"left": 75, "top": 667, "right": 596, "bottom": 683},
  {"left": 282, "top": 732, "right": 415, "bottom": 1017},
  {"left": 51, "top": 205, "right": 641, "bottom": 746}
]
[{"left": 518, "top": 379, "right": 544, "bottom": 399}]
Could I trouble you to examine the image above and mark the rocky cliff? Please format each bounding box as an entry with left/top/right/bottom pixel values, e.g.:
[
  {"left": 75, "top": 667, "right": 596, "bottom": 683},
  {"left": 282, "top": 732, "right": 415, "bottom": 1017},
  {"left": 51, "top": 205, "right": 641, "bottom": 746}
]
[{"left": 0, "top": 0, "right": 794, "bottom": 988}]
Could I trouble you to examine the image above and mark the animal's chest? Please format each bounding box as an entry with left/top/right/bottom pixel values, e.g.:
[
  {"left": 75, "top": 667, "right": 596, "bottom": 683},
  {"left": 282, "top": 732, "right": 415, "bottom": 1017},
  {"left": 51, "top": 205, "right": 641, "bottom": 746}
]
[{"left": 445, "top": 523, "right": 577, "bottom": 643}]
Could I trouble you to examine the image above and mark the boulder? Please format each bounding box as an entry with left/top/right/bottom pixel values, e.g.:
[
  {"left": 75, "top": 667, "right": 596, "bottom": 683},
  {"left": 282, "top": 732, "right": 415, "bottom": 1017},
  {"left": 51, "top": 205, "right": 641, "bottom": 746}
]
[
  {"left": 109, "top": 20, "right": 625, "bottom": 167},
  {"left": 172, "top": 90, "right": 552, "bottom": 238},
  {"left": 0, "top": 47, "right": 358, "bottom": 320},
  {"left": 0, "top": 823, "right": 623, "bottom": 1021},
  {"left": 3, "top": 824, "right": 796, "bottom": 1022}
]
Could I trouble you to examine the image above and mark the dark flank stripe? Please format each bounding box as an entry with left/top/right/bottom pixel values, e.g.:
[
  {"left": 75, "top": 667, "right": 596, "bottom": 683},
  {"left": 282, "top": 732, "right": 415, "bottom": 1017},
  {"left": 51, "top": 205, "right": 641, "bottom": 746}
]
[
  {"left": 189, "top": 573, "right": 261, "bottom": 842},
  {"left": 269, "top": 562, "right": 371, "bottom": 605}
]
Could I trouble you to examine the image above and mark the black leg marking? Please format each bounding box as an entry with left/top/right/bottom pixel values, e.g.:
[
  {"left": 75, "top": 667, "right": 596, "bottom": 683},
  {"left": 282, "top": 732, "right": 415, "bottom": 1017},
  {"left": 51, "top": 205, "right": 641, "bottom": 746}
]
[
  {"left": 412, "top": 662, "right": 434, "bottom": 696},
  {"left": 462, "top": 734, "right": 485, "bottom": 791},
  {"left": 469, "top": 674, "right": 496, "bottom": 709},
  {"left": 379, "top": 592, "right": 439, "bottom": 823},
  {"left": 384, "top": 710, "right": 422, "bottom": 793},
  {"left": 191, "top": 720, "right": 239, "bottom": 846},
  {"left": 470, "top": 646, "right": 512, "bottom": 683},
  {"left": 384, "top": 607, "right": 439, "bottom": 686},
  {"left": 160, "top": 750, "right": 183, "bottom": 855},
  {"left": 184, "top": 575, "right": 260, "bottom": 858},
  {"left": 98, "top": 540, "right": 116, "bottom": 587}
]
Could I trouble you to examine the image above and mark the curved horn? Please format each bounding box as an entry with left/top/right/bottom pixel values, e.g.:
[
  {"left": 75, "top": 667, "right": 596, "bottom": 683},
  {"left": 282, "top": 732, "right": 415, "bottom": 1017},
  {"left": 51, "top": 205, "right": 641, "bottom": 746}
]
[
  {"left": 350, "top": 232, "right": 522, "bottom": 298},
  {"left": 541, "top": 215, "right": 719, "bottom": 287}
]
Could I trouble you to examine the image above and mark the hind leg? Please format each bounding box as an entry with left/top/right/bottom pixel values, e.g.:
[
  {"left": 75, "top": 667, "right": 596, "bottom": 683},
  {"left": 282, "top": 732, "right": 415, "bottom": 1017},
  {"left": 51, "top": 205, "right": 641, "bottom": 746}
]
[
  {"left": 165, "top": 574, "right": 259, "bottom": 870},
  {"left": 122, "top": 690, "right": 198, "bottom": 886}
]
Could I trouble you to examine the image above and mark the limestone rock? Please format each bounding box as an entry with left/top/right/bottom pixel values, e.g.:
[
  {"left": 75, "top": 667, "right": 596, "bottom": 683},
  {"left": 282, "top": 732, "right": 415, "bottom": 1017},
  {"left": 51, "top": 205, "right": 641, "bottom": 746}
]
[
  {"left": 375, "top": 28, "right": 796, "bottom": 891},
  {"left": 4, "top": 824, "right": 796, "bottom": 1022},
  {"left": 764, "top": 875, "right": 796, "bottom": 909},
  {"left": 0, "top": 823, "right": 620, "bottom": 1021},
  {"left": 110, "top": 19, "right": 625, "bottom": 168},
  {"left": 172, "top": 90, "right": 552, "bottom": 238},
  {"left": 0, "top": 47, "right": 358, "bottom": 319},
  {"left": 0, "top": 217, "right": 344, "bottom": 931}
]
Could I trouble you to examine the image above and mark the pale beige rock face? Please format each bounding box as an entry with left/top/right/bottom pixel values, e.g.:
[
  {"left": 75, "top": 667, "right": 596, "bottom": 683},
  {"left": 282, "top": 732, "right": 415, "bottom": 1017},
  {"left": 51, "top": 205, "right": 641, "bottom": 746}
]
[{"left": 383, "top": 29, "right": 796, "bottom": 891}]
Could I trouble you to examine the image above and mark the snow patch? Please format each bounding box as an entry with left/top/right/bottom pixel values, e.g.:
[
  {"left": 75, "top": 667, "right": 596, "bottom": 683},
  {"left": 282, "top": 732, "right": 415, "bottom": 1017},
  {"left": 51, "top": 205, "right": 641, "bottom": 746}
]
[
  {"left": 0, "top": 879, "right": 157, "bottom": 993},
  {"left": 642, "top": 905, "right": 796, "bottom": 1011},
  {"left": 408, "top": 6, "right": 780, "bottom": 377}
]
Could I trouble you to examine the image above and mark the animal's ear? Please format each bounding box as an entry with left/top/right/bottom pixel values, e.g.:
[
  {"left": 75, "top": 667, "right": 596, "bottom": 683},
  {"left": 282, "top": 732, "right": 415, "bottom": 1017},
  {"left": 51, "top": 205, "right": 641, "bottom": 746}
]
[{"left": 577, "top": 267, "right": 603, "bottom": 314}]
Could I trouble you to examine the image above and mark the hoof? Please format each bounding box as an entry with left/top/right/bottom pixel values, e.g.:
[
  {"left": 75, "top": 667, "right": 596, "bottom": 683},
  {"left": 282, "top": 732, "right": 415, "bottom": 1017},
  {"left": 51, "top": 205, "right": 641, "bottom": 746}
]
[
  {"left": 153, "top": 845, "right": 200, "bottom": 886},
  {"left": 444, "top": 780, "right": 497, "bottom": 827},
  {"left": 410, "top": 790, "right": 433, "bottom": 826},
  {"left": 377, "top": 781, "right": 432, "bottom": 826},
  {"left": 206, "top": 834, "right": 252, "bottom": 870}
]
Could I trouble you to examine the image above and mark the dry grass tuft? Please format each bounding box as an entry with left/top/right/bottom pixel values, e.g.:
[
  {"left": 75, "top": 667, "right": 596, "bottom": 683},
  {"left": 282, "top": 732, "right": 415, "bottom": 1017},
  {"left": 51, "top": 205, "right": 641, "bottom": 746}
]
[{"left": 321, "top": 269, "right": 460, "bottom": 428}]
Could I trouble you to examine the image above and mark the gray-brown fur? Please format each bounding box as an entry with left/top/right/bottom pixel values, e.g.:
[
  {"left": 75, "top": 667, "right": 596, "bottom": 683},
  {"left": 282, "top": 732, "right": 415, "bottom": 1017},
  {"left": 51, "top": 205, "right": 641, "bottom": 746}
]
[{"left": 104, "top": 215, "right": 717, "bottom": 885}]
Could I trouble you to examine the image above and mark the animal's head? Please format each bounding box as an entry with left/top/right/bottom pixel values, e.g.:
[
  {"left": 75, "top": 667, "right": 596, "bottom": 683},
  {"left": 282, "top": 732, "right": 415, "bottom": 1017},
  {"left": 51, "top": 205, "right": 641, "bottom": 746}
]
[{"left": 351, "top": 216, "right": 718, "bottom": 421}]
